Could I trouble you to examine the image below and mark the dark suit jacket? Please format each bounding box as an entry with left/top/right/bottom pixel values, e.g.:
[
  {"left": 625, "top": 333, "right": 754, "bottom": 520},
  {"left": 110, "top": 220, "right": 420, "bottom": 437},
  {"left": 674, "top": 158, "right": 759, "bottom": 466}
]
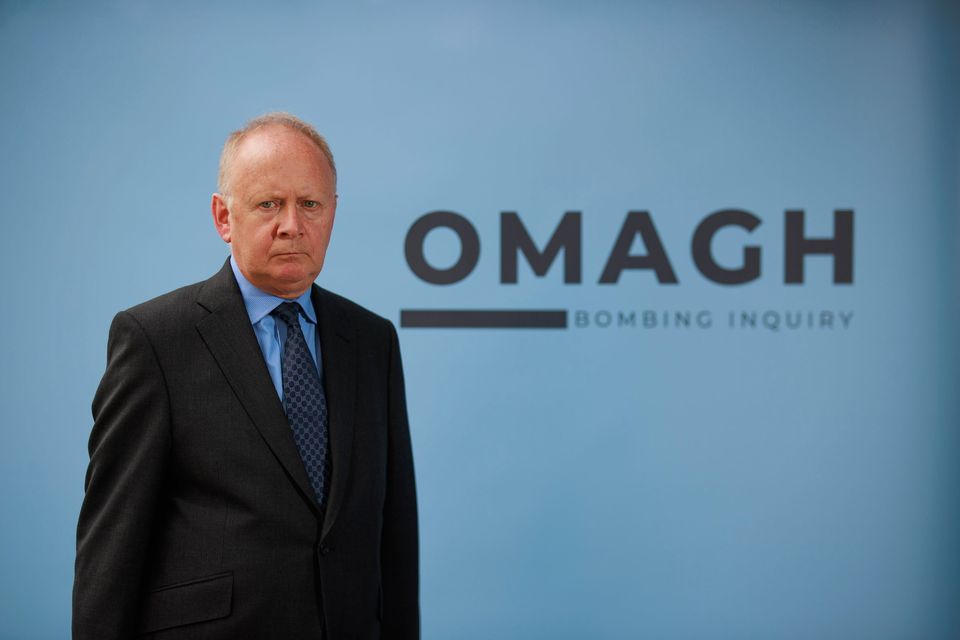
[{"left": 73, "top": 260, "right": 419, "bottom": 639}]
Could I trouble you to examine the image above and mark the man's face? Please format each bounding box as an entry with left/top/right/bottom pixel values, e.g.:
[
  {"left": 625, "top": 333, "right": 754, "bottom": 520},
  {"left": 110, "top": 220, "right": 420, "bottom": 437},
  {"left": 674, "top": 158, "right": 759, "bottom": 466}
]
[{"left": 212, "top": 125, "right": 337, "bottom": 298}]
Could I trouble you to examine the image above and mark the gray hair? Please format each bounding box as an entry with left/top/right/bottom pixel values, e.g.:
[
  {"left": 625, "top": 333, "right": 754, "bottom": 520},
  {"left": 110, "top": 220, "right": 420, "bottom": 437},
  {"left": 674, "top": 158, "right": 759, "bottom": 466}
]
[{"left": 217, "top": 111, "right": 337, "bottom": 195}]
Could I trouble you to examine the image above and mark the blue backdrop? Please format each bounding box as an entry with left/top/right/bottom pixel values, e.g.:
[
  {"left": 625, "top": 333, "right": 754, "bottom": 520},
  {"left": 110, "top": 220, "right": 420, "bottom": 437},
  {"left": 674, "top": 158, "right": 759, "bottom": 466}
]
[{"left": 1, "top": 1, "right": 958, "bottom": 637}]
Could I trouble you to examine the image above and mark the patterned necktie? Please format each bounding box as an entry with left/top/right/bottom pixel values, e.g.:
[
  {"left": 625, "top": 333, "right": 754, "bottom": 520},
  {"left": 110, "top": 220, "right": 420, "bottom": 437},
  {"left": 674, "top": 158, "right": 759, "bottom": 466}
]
[{"left": 271, "top": 302, "right": 330, "bottom": 509}]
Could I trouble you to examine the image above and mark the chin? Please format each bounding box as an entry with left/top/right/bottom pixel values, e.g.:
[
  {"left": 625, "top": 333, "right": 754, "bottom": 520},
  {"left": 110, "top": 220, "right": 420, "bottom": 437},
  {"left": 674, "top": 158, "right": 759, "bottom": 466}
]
[{"left": 273, "top": 267, "right": 320, "bottom": 291}]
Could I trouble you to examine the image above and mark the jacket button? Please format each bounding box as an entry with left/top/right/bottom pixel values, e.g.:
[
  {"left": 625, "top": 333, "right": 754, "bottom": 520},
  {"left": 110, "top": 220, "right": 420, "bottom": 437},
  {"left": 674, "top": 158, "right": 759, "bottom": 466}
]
[{"left": 319, "top": 544, "right": 331, "bottom": 556}]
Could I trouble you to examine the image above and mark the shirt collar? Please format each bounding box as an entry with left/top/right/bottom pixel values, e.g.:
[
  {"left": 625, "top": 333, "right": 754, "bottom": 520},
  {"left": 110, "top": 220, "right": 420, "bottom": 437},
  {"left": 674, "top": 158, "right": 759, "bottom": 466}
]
[{"left": 230, "top": 255, "right": 317, "bottom": 325}]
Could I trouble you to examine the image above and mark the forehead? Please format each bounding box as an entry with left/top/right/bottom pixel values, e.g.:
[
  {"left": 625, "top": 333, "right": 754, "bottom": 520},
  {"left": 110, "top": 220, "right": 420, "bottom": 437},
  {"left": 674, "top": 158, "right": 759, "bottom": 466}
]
[{"left": 229, "top": 126, "right": 334, "bottom": 193}]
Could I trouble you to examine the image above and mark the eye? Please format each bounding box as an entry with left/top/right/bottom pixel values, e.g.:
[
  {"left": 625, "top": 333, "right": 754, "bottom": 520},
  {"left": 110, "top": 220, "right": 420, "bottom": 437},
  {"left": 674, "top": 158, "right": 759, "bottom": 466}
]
[
  {"left": 258, "top": 201, "right": 278, "bottom": 210},
  {"left": 302, "top": 200, "right": 320, "bottom": 209}
]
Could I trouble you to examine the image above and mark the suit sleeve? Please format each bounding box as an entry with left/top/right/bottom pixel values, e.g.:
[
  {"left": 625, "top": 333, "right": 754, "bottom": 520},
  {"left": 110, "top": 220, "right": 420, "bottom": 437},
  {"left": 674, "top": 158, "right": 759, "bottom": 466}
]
[
  {"left": 73, "top": 311, "right": 172, "bottom": 640},
  {"left": 380, "top": 322, "right": 420, "bottom": 639}
]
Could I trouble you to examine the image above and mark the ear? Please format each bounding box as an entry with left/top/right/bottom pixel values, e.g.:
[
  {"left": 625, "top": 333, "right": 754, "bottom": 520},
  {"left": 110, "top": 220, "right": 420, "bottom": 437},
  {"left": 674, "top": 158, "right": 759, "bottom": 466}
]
[{"left": 211, "top": 193, "right": 232, "bottom": 243}]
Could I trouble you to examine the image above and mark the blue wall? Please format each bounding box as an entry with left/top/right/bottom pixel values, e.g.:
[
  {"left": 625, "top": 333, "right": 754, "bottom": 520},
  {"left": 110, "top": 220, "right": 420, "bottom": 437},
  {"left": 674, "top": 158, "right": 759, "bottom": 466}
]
[{"left": 1, "top": 1, "right": 958, "bottom": 637}]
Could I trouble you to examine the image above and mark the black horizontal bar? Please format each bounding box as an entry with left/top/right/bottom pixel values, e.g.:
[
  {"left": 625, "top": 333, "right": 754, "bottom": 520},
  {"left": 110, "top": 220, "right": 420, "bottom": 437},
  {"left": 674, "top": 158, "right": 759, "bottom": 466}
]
[{"left": 400, "top": 309, "right": 567, "bottom": 329}]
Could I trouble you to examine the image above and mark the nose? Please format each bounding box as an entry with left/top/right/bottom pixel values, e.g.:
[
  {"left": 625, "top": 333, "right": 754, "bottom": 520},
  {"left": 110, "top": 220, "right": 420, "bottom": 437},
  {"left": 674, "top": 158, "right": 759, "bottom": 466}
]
[{"left": 276, "top": 202, "right": 304, "bottom": 238}]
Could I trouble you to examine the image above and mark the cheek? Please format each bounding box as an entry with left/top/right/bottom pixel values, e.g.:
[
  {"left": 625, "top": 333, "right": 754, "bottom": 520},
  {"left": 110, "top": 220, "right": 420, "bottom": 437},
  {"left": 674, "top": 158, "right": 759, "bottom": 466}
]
[
  {"left": 237, "top": 228, "right": 275, "bottom": 264},
  {"left": 310, "top": 222, "right": 334, "bottom": 248},
  {"left": 249, "top": 224, "right": 276, "bottom": 246}
]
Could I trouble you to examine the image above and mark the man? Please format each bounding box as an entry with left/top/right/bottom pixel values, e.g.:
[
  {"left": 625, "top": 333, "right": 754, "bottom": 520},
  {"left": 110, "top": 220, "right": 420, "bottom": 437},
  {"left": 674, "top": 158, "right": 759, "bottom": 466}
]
[{"left": 73, "top": 113, "right": 419, "bottom": 639}]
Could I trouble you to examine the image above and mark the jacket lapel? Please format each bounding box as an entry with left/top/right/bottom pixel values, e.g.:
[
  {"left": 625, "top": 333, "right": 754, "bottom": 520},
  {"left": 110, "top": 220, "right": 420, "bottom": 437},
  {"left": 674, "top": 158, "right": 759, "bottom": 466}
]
[
  {"left": 313, "top": 286, "right": 356, "bottom": 539},
  {"left": 194, "top": 260, "right": 322, "bottom": 518}
]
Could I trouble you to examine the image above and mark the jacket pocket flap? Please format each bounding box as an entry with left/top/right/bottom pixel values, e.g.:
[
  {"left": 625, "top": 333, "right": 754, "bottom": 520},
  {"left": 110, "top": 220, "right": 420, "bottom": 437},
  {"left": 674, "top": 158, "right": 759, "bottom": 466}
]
[{"left": 138, "top": 571, "right": 233, "bottom": 634}]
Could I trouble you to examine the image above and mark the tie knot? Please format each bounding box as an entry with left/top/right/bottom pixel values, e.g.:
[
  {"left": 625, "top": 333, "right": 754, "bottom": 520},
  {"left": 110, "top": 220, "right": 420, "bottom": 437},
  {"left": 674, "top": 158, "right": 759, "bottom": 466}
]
[{"left": 272, "top": 302, "right": 301, "bottom": 326}]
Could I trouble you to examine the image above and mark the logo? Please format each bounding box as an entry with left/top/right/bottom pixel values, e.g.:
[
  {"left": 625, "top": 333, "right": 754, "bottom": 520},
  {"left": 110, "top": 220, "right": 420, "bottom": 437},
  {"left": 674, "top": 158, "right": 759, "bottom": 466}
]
[{"left": 400, "top": 209, "right": 854, "bottom": 331}]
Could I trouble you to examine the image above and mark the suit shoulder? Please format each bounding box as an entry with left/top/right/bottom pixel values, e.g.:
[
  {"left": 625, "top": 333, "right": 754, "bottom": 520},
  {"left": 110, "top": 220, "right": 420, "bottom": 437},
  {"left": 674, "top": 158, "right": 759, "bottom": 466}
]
[
  {"left": 316, "top": 286, "right": 395, "bottom": 335},
  {"left": 114, "top": 279, "right": 210, "bottom": 342},
  {"left": 123, "top": 280, "right": 205, "bottom": 320}
]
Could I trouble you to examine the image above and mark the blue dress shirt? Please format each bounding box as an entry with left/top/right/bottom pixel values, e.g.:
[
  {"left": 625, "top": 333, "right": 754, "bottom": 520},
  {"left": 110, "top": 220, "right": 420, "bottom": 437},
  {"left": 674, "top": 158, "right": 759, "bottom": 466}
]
[{"left": 230, "top": 256, "right": 323, "bottom": 401}]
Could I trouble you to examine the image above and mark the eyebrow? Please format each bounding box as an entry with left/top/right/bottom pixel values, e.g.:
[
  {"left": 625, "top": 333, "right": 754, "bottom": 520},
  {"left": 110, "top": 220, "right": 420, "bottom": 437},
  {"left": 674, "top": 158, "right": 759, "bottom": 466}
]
[{"left": 248, "top": 193, "right": 330, "bottom": 204}]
